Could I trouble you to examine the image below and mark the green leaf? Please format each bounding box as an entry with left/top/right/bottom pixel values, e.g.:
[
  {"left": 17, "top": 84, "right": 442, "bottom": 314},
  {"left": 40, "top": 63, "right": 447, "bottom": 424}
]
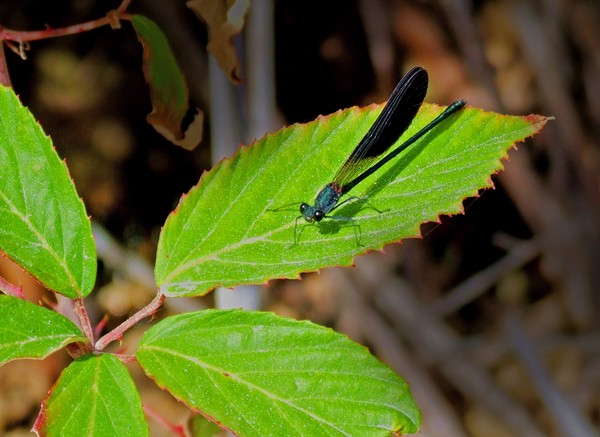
[
  {"left": 137, "top": 310, "right": 420, "bottom": 436},
  {"left": 0, "top": 85, "right": 96, "bottom": 298},
  {"left": 0, "top": 295, "right": 86, "bottom": 364},
  {"left": 188, "top": 414, "right": 223, "bottom": 437},
  {"left": 155, "top": 102, "right": 548, "bottom": 297},
  {"left": 33, "top": 354, "right": 148, "bottom": 437},
  {"left": 131, "top": 14, "right": 203, "bottom": 150}
]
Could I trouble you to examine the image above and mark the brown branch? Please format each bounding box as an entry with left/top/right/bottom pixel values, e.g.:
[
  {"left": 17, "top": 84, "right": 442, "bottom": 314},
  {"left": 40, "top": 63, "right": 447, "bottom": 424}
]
[
  {"left": 326, "top": 267, "right": 469, "bottom": 437},
  {"left": 432, "top": 236, "right": 541, "bottom": 316},
  {"left": 504, "top": 311, "right": 599, "bottom": 437},
  {"left": 344, "top": 253, "right": 547, "bottom": 437}
]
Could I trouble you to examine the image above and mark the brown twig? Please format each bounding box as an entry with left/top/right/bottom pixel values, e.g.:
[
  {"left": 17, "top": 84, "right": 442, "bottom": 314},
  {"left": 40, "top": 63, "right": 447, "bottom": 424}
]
[
  {"left": 358, "top": 0, "right": 396, "bottom": 94},
  {"left": 441, "top": 0, "right": 598, "bottom": 331},
  {"left": 326, "top": 267, "right": 469, "bottom": 437},
  {"left": 432, "top": 236, "right": 541, "bottom": 316},
  {"left": 345, "top": 253, "right": 547, "bottom": 437},
  {"left": 504, "top": 310, "right": 599, "bottom": 437},
  {"left": 374, "top": 281, "right": 546, "bottom": 437},
  {"left": 435, "top": 0, "right": 501, "bottom": 106}
]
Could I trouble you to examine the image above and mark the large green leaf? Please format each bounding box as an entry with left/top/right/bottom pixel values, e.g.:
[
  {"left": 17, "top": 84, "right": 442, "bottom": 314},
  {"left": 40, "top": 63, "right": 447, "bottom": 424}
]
[
  {"left": 137, "top": 310, "right": 420, "bottom": 436},
  {"left": 0, "top": 85, "right": 96, "bottom": 298},
  {"left": 0, "top": 295, "right": 86, "bottom": 364},
  {"left": 155, "top": 103, "right": 547, "bottom": 297},
  {"left": 33, "top": 354, "right": 148, "bottom": 437}
]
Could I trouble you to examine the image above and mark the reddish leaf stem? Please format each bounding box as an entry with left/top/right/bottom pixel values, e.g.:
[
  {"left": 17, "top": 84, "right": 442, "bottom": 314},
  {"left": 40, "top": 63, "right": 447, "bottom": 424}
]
[
  {"left": 0, "top": 13, "right": 130, "bottom": 44},
  {"left": 115, "top": 0, "right": 133, "bottom": 15},
  {"left": 0, "top": 274, "right": 24, "bottom": 298},
  {"left": 73, "top": 297, "right": 95, "bottom": 344},
  {"left": 0, "top": 0, "right": 132, "bottom": 44},
  {"left": 0, "top": 42, "right": 11, "bottom": 87},
  {"left": 94, "top": 314, "right": 110, "bottom": 339},
  {"left": 112, "top": 352, "right": 137, "bottom": 364},
  {"left": 0, "top": 0, "right": 132, "bottom": 84},
  {"left": 95, "top": 293, "right": 165, "bottom": 351},
  {"left": 144, "top": 404, "right": 187, "bottom": 437}
]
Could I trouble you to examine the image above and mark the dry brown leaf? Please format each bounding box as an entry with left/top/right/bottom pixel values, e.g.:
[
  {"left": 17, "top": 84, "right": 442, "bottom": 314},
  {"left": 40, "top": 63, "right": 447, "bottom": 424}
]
[
  {"left": 149, "top": 108, "right": 204, "bottom": 151},
  {"left": 132, "top": 15, "right": 204, "bottom": 150},
  {"left": 187, "top": 0, "right": 250, "bottom": 84}
]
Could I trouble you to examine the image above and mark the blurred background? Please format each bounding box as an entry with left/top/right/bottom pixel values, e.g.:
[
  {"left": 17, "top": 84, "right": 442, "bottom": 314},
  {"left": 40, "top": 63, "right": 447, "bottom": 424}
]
[{"left": 0, "top": 0, "right": 599, "bottom": 436}]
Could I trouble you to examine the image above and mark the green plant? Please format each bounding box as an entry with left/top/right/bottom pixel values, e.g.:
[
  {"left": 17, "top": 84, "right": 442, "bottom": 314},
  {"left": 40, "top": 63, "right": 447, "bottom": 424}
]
[{"left": 0, "top": 3, "right": 549, "bottom": 437}]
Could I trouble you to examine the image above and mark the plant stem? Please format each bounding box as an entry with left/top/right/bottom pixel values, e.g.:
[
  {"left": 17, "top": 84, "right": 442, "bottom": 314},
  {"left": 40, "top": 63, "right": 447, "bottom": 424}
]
[
  {"left": 74, "top": 297, "right": 94, "bottom": 344},
  {"left": 95, "top": 293, "right": 165, "bottom": 351},
  {"left": 0, "top": 0, "right": 132, "bottom": 44},
  {"left": 0, "top": 0, "right": 132, "bottom": 85},
  {"left": 143, "top": 404, "right": 187, "bottom": 437},
  {"left": 0, "top": 275, "right": 23, "bottom": 298},
  {"left": 116, "top": 0, "right": 133, "bottom": 14},
  {"left": 113, "top": 353, "right": 137, "bottom": 364},
  {"left": 0, "top": 42, "right": 11, "bottom": 87}
]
